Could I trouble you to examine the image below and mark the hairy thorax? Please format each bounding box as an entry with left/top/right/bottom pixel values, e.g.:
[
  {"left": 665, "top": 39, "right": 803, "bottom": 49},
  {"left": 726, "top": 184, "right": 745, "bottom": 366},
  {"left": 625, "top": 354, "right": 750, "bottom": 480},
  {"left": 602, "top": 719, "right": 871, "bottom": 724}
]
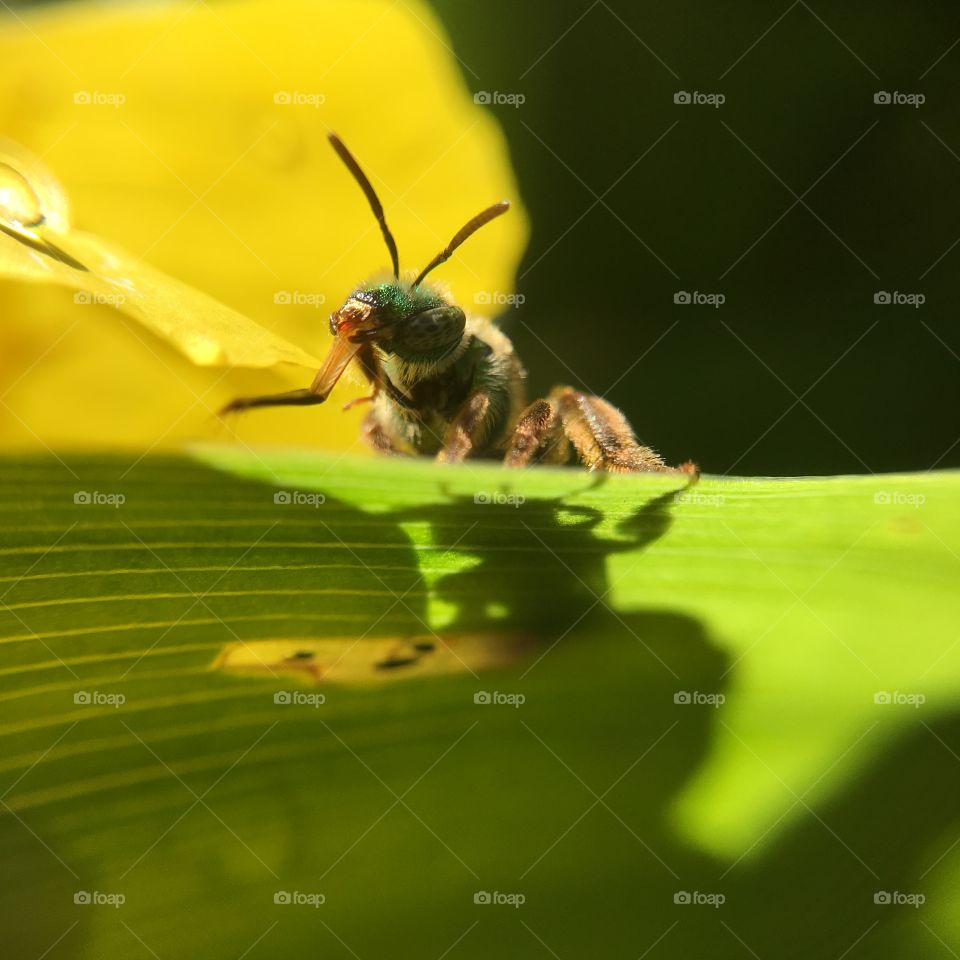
[{"left": 371, "top": 316, "right": 526, "bottom": 457}]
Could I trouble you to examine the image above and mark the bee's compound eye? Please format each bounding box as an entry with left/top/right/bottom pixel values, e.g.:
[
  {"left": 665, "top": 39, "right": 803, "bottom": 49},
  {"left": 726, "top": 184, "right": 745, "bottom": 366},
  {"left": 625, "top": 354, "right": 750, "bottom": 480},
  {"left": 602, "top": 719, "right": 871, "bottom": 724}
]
[
  {"left": 0, "top": 162, "right": 44, "bottom": 229},
  {"left": 328, "top": 312, "right": 339, "bottom": 336},
  {"left": 395, "top": 305, "right": 465, "bottom": 354}
]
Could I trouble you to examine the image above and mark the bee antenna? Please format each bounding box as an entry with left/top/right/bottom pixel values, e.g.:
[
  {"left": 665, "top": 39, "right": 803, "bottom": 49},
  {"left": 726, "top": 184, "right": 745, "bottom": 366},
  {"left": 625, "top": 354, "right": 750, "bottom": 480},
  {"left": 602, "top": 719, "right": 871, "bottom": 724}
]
[
  {"left": 413, "top": 200, "right": 510, "bottom": 289},
  {"left": 328, "top": 132, "right": 400, "bottom": 280}
]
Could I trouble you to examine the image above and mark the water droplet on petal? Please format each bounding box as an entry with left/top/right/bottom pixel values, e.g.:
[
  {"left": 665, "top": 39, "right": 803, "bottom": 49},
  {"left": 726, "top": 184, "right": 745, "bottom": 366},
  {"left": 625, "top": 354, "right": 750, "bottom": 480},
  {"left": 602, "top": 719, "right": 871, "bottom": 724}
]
[
  {"left": 183, "top": 331, "right": 226, "bottom": 365},
  {"left": 0, "top": 139, "right": 72, "bottom": 234},
  {"left": 0, "top": 161, "right": 44, "bottom": 228}
]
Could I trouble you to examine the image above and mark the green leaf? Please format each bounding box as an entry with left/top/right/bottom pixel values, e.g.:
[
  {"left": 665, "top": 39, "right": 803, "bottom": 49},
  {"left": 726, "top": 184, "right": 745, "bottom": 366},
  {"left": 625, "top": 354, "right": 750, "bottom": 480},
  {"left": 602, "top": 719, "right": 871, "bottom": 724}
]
[{"left": 2, "top": 450, "right": 959, "bottom": 958}]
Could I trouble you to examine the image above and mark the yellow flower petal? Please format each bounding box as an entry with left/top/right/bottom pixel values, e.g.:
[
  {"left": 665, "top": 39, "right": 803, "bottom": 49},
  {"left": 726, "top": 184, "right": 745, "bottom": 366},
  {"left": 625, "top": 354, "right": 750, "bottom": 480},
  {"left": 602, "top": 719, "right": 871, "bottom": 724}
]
[
  {"left": 0, "top": 141, "right": 322, "bottom": 370},
  {"left": 0, "top": 0, "right": 527, "bottom": 450}
]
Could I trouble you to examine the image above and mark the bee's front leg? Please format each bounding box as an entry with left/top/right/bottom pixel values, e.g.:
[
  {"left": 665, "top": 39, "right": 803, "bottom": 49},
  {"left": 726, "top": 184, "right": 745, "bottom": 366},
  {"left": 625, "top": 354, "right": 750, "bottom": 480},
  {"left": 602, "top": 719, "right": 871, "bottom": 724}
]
[
  {"left": 436, "top": 390, "right": 493, "bottom": 464},
  {"left": 219, "top": 388, "right": 327, "bottom": 415},
  {"left": 361, "top": 407, "right": 409, "bottom": 455},
  {"left": 502, "top": 397, "right": 569, "bottom": 467}
]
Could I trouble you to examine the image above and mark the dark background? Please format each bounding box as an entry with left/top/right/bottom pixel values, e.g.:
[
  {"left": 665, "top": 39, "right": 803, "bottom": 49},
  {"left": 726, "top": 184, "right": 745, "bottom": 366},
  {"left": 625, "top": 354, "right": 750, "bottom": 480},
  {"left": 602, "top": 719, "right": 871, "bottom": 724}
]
[{"left": 427, "top": 0, "right": 960, "bottom": 475}]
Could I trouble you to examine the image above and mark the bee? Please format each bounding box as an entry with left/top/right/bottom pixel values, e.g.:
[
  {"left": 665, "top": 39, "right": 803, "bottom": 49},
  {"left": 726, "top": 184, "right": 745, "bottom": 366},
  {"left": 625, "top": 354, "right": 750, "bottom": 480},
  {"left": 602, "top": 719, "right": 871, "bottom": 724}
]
[
  {"left": 0, "top": 134, "right": 692, "bottom": 473},
  {"left": 223, "top": 134, "right": 696, "bottom": 475}
]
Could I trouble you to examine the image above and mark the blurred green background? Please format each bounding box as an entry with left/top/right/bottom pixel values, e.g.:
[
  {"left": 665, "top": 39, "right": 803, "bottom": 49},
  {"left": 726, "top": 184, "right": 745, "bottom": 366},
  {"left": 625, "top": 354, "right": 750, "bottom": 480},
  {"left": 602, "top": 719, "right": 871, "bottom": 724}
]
[{"left": 428, "top": 0, "right": 960, "bottom": 475}]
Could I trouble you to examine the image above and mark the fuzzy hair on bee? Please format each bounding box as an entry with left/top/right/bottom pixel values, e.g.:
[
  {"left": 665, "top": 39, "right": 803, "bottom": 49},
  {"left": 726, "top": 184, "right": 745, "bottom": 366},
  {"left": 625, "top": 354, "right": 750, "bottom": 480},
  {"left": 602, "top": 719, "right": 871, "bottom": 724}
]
[{"left": 222, "top": 133, "right": 696, "bottom": 476}]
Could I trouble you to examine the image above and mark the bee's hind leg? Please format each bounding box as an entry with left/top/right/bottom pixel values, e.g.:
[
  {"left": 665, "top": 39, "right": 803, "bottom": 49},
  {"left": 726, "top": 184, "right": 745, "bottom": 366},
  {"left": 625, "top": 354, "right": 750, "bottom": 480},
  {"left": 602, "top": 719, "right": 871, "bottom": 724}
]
[{"left": 506, "top": 386, "right": 697, "bottom": 476}]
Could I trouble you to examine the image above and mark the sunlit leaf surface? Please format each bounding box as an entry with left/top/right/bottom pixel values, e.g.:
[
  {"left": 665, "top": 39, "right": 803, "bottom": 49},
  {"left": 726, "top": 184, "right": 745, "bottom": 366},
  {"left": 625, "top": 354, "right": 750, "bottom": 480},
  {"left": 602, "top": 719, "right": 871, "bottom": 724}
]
[{"left": 2, "top": 449, "right": 958, "bottom": 958}]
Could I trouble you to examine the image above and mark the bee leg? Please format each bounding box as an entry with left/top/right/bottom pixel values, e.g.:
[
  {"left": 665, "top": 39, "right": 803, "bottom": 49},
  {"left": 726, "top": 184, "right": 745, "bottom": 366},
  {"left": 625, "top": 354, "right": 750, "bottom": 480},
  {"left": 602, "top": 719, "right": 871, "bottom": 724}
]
[
  {"left": 219, "top": 388, "right": 325, "bottom": 415},
  {"left": 437, "top": 391, "right": 492, "bottom": 464},
  {"left": 503, "top": 398, "right": 570, "bottom": 467},
  {"left": 342, "top": 393, "right": 376, "bottom": 412},
  {"left": 549, "top": 386, "right": 698, "bottom": 475},
  {"left": 361, "top": 408, "right": 406, "bottom": 455}
]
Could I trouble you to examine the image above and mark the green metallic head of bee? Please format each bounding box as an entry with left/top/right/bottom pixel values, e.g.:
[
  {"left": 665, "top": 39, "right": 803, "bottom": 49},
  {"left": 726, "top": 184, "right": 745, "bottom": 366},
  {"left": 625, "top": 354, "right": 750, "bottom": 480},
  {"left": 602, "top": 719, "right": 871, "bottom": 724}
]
[
  {"left": 311, "top": 134, "right": 509, "bottom": 396},
  {"left": 330, "top": 283, "right": 462, "bottom": 359}
]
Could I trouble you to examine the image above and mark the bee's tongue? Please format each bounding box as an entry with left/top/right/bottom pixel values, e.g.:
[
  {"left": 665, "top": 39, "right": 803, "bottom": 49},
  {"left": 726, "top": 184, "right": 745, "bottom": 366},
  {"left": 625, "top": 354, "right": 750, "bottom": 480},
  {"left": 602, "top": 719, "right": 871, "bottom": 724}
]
[{"left": 309, "top": 330, "right": 363, "bottom": 400}]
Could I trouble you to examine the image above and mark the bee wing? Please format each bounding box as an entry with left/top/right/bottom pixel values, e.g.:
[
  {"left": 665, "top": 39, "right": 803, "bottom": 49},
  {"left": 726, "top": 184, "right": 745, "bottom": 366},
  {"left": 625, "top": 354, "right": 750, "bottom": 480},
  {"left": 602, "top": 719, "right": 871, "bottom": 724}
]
[{"left": 0, "top": 139, "right": 320, "bottom": 370}]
